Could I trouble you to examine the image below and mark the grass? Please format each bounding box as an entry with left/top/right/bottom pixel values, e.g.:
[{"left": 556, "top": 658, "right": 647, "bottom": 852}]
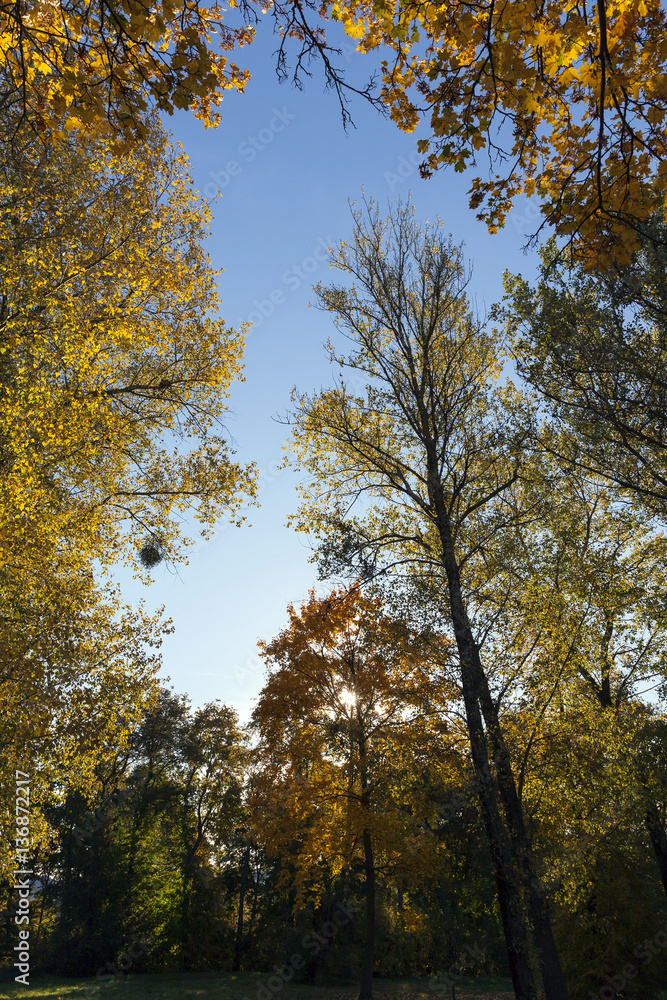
[{"left": 0, "top": 971, "right": 514, "bottom": 1000}]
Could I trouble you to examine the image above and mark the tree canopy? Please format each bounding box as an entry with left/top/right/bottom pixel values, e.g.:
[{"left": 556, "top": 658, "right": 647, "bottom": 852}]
[
  {"left": 335, "top": 0, "right": 667, "bottom": 261},
  {"left": 5, "top": 0, "right": 667, "bottom": 258},
  {"left": 501, "top": 225, "right": 667, "bottom": 518},
  {"left": 252, "top": 586, "right": 458, "bottom": 998},
  {"left": 0, "top": 105, "right": 254, "bottom": 889},
  {"left": 0, "top": 111, "right": 255, "bottom": 587}
]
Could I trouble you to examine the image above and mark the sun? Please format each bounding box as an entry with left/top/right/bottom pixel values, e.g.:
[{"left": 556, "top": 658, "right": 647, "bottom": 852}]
[{"left": 339, "top": 686, "right": 357, "bottom": 710}]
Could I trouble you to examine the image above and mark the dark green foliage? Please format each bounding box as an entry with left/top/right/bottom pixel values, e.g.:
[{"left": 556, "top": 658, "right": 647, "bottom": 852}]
[
  {"left": 26, "top": 691, "right": 248, "bottom": 977},
  {"left": 553, "top": 833, "right": 667, "bottom": 1000},
  {"left": 139, "top": 539, "right": 166, "bottom": 569},
  {"left": 500, "top": 221, "right": 667, "bottom": 520}
]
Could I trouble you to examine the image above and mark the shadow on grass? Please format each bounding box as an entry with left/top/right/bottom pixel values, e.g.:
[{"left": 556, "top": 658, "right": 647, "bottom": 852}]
[{"left": 0, "top": 972, "right": 515, "bottom": 1000}]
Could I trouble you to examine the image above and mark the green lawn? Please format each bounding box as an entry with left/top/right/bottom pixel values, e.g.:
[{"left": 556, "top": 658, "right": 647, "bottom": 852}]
[{"left": 0, "top": 972, "right": 514, "bottom": 1000}]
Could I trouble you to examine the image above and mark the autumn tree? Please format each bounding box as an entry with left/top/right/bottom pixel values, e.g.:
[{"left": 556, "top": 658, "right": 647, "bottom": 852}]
[
  {"left": 0, "top": 0, "right": 383, "bottom": 147},
  {"left": 0, "top": 113, "right": 254, "bottom": 581},
  {"left": 501, "top": 226, "right": 667, "bottom": 521},
  {"left": 0, "top": 1, "right": 253, "bottom": 144},
  {"left": 498, "top": 231, "right": 667, "bottom": 907},
  {"left": 288, "top": 198, "right": 572, "bottom": 1000},
  {"left": 251, "top": 586, "right": 458, "bottom": 1000},
  {"left": 0, "top": 575, "right": 166, "bottom": 885},
  {"left": 513, "top": 698, "right": 667, "bottom": 998},
  {"left": 373, "top": 454, "right": 667, "bottom": 958},
  {"left": 8, "top": 0, "right": 667, "bottom": 258},
  {"left": 0, "top": 112, "right": 254, "bottom": 885},
  {"left": 496, "top": 465, "right": 667, "bottom": 904},
  {"left": 324, "top": 0, "right": 667, "bottom": 262},
  {"left": 422, "top": 443, "right": 667, "bottom": 990}
]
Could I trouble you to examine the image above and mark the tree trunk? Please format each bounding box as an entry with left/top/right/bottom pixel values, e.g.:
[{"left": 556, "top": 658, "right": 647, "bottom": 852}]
[
  {"left": 356, "top": 712, "right": 376, "bottom": 1000},
  {"left": 432, "top": 490, "right": 569, "bottom": 1000},
  {"left": 528, "top": 885, "right": 570, "bottom": 1000},
  {"left": 459, "top": 656, "right": 538, "bottom": 1000},
  {"left": 474, "top": 658, "right": 570, "bottom": 1000},
  {"left": 233, "top": 842, "right": 251, "bottom": 971},
  {"left": 646, "top": 804, "right": 667, "bottom": 897},
  {"left": 359, "top": 826, "right": 376, "bottom": 1000}
]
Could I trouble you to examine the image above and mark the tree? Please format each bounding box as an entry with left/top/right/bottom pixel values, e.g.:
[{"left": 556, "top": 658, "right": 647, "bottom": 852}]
[
  {"left": 0, "top": 0, "right": 382, "bottom": 147},
  {"left": 480, "top": 457, "right": 667, "bottom": 895},
  {"left": 329, "top": 0, "right": 667, "bottom": 262},
  {"left": 8, "top": 0, "right": 667, "bottom": 257},
  {"left": 511, "top": 697, "right": 667, "bottom": 999},
  {"left": 35, "top": 689, "right": 249, "bottom": 976},
  {"left": 527, "top": 472, "right": 667, "bottom": 903},
  {"left": 251, "top": 586, "right": 458, "bottom": 1000},
  {"left": 439, "top": 445, "right": 667, "bottom": 992},
  {"left": 499, "top": 234, "right": 667, "bottom": 901},
  {"left": 289, "top": 197, "right": 570, "bottom": 1000},
  {"left": 0, "top": 111, "right": 254, "bottom": 887},
  {"left": 0, "top": 112, "right": 255, "bottom": 583},
  {"left": 0, "top": 1, "right": 253, "bottom": 145},
  {"left": 0, "top": 572, "right": 166, "bottom": 883},
  {"left": 171, "top": 699, "right": 248, "bottom": 969},
  {"left": 500, "top": 226, "right": 667, "bottom": 520}
]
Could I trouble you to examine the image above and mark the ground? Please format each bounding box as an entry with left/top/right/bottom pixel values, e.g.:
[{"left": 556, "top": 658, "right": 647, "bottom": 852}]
[{"left": 0, "top": 972, "right": 514, "bottom": 1000}]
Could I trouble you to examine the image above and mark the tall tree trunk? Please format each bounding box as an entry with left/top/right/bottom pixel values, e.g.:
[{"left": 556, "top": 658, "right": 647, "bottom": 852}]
[
  {"left": 432, "top": 490, "right": 569, "bottom": 1000},
  {"left": 247, "top": 865, "right": 260, "bottom": 944},
  {"left": 180, "top": 862, "right": 192, "bottom": 972},
  {"left": 359, "top": 826, "right": 376, "bottom": 1000},
  {"left": 474, "top": 657, "right": 569, "bottom": 1000},
  {"left": 356, "top": 714, "right": 376, "bottom": 1000},
  {"left": 527, "top": 884, "right": 569, "bottom": 1000},
  {"left": 233, "top": 842, "right": 251, "bottom": 971},
  {"left": 459, "top": 655, "right": 538, "bottom": 1000},
  {"left": 646, "top": 804, "right": 667, "bottom": 897}
]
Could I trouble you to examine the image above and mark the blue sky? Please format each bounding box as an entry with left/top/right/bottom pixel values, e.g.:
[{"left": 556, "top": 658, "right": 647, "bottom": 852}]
[{"left": 117, "top": 25, "right": 543, "bottom": 720}]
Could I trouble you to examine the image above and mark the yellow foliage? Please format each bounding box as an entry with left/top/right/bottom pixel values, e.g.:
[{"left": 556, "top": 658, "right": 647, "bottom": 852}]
[
  {"left": 3, "top": 0, "right": 665, "bottom": 259},
  {"left": 0, "top": 112, "right": 255, "bottom": 584},
  {"left": 0, "top": 571, "right": 167, "bottom": 883},
  {"left": 0, "top": 112, "right": 255, "bottom": 884},
  {"left": 0, "top": 0, "right": 254, "bottom": 145},
  {"left": 326, "top": 0, "right": 667, "bottom": 262}
]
